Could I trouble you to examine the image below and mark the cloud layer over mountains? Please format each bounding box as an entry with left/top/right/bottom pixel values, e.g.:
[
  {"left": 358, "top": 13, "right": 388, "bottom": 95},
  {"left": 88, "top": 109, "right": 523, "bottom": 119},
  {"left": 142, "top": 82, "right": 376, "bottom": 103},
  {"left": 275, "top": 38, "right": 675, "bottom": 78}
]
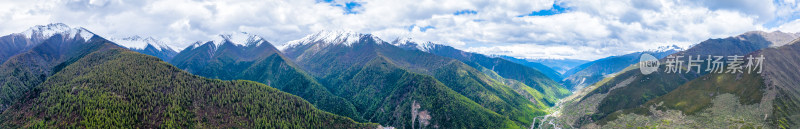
[{"left": 1, "top": 0, "right": 799, "bottom": 60}]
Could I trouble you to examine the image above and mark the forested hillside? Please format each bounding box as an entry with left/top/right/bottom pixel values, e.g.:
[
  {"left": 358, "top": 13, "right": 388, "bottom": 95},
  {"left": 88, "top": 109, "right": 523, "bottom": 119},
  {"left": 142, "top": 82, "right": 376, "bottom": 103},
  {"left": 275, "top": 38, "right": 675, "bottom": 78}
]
[
  {"left": 281, "top": 31, "right": 556, "bottom": 128},
  {"left": 0, "top": 38, "right": 376, "bottom": 128},
  {"left": 400, "top": 41, "right": 571, "bottom": 105},
  {"left": 170, "top": 35, "right": 362, "bottom": 121},
  {"left": 0, "top": 32, "right": 97, "bottom": 112}
]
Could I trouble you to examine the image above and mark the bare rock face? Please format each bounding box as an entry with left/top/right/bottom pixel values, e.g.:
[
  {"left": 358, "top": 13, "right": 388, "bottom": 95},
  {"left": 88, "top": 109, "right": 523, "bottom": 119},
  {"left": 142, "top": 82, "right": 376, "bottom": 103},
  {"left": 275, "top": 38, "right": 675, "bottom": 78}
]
[
  {"left": 740, "top": 31, "right": 800, "bottom": 47},
  {"left": 410, "top": 100, "right": 433, "bottom": 129},
  {"left": 418, "top": 110, "right": 431, "bottom": 127},
  {"left": 411, "top": 100, "right": 419, "bottom": 129}
]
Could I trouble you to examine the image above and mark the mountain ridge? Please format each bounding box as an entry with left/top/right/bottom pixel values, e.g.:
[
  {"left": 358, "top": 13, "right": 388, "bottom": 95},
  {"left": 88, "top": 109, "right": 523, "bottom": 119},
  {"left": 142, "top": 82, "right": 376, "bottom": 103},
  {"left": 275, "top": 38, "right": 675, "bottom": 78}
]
[
  {"left": 0, "top": 23, "right": 94, "bottom": 64},
  {"left": 0, "top": 36, "right": 376, "bottom": 128},
  {"left": 169, "top": 32, "right": 364, "bottom": 122},
  {"left": 282, "top": 31, "right": 569, "bottom": 128},
  {"left": 110, "top": 36, "right": 178, "bottom": 61}
]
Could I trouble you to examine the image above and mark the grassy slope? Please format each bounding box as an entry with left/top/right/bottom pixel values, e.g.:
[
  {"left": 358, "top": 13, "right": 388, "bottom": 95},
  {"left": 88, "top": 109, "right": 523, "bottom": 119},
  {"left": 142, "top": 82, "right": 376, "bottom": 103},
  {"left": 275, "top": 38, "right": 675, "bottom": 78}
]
[
  {"left": 570, "top": 34, "right": 773, "bottom": 125},
  {"left": 643, "top": 73, "right": 765, "bottom": 115},
  {"left": 758, "top": 41, "right": 800, "bottom": 128},
  {"left": 586, "top": 65, "right": 699, "bottom": 124},
  {"left": 595, "top": 71, "right": 768, "bottom": 127},
  {"left": 598, "top": 41, "right": 798, "bottom": 128}
]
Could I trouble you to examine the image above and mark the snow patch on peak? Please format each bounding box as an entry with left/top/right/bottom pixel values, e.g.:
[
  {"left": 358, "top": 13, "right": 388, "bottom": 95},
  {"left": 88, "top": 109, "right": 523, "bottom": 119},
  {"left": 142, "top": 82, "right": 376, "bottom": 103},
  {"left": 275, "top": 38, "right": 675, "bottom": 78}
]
[
  {"left": 391, "top": 37, "right": 415, "bottom": 45},
  {"left": 211, "top": 32, "right": 266, "bottom": 47},
  {"left": 110, "top": 36, "right": 173, "bottom": 51},
  {"left": 24, "top": 23, "right": 71, "bottom": 38},
  {"left": 390, "top": 37, "right": 437, "bottom": 52},
  {"left": 646, "top": 45, "right": 684, "bottom": 53},
  {"left": 181, "top": 41, "right": 205, "bottom": 51},
  {"left": 77, "top": 28, "right": 95, "bottom": 41},
  {"left": 22, "top": 23, "right": 95, "bottom": 41},
  {"left": 283, "top": 30, "right": 383, "bottom": 49},
  {"left": 189, "top": 41, "right": 204, "bottom": 49}
]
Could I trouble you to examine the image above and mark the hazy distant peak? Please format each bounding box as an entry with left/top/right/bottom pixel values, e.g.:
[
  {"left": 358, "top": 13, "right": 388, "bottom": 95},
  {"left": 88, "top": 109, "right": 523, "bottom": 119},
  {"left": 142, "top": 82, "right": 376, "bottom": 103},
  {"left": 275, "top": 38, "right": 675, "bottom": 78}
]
[
  {"left": 645, "top": 44, "right": 684, "bottom": 53},
  {"left": 110, "top": 36, "right": 174, "bottom": 51}
]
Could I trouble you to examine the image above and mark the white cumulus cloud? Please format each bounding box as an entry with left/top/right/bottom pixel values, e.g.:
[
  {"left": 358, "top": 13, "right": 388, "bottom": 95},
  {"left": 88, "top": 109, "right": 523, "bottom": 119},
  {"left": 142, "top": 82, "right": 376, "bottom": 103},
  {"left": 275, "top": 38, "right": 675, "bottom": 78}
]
[{"left": 0, "top": 0, "right": 798, "bottom": 60}]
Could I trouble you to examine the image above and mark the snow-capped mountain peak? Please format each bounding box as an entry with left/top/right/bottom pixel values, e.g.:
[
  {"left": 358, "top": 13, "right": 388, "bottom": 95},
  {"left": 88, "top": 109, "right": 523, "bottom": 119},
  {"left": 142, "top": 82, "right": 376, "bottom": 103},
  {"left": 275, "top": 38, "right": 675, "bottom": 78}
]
[
  {"left": 390, "top": 37, "right": 437, "bottom": 52},
  {"left": 187, "top": 41, "right": 204, "bottom": 50},
  {"left": 21, "top": 23, "right": 95, "bottom": 42},
  {"left": 283, "top": 30, "right": 383, "bottom": 49},
  {"left": 110, "top": 36, "right": 174, "bottom": 52},
  {"left": 391, "top": 37, "right": 415, "bottom": 45},
  {"left": 645, "top": 45, "right": 684, "bottom": 53},
  {"left": 211, "top": 32, "right": 267, "bottom": 47}
]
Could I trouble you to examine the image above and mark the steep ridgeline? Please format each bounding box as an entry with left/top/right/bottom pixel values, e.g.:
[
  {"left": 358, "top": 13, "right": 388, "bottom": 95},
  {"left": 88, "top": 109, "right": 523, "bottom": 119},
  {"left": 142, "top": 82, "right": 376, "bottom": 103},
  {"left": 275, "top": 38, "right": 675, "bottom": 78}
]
[
  {"left": 391, "top": 39, "right": 564, "bottom": 84},
  {"left": 560, "top": 45, "right": 682, "bottom": 91},
  {"left": 390, "top": 39, "right": 570, "bottom": 106},
  {"left": 0, "top": 23, "right": 94, "bottom": 64},
  {"left": 758, "top": 39, "right": 800, "bottom": 128},
  {"left": 168, "top": 32, "right": 362, "bottom": 121},
  {"left": 553, "top": 31, "right": 800, "bottom": 128},
  {"left": 281, "top": 30, "right": 548, "bottom": 128},
  {"left": 110, "top": 36, "right": 177, "bottom": 61},
  {"left": 0, "top": 23, "right": 96, "bottom": 112},
  {"left": 0, "top": 35, "right": 376, "bottom": 128}
]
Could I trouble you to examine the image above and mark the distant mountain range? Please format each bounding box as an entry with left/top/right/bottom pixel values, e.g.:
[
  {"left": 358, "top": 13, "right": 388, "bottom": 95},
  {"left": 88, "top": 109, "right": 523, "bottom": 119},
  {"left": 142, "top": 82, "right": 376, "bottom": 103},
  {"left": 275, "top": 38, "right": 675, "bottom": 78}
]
[
  {"left": 517, "top": 58, "right": 589, "bottom": 75},
  {"left": 559, "top": 45, "right": 683, "bottom": 90},
  {"left": 493, "top": 55, "right": 566, "bottom": 81}
]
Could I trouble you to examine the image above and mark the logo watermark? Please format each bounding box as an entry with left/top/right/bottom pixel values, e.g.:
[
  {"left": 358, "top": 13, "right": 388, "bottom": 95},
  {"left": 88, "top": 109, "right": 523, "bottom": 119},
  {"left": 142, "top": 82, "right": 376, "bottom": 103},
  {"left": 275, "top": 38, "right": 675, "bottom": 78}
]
[
  {"left": 639, "top": 54, "right": 659, "bottom": 75},
  {"left": 639, "top": 54, "right": 764, "bottom": 75}
]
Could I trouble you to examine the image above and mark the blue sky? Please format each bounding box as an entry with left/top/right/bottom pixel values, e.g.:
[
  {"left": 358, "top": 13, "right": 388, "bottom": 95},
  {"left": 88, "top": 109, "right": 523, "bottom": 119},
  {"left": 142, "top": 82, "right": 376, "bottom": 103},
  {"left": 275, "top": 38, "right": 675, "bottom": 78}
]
[
  {"left": 1, "top": 0, "right": 799, "bottom": 60},
  {"left": 322, "top": 0, "right": 363, "bottom": 14},
  {"left": 525, "top": 4, "right": 568, "bottom": 16}
]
